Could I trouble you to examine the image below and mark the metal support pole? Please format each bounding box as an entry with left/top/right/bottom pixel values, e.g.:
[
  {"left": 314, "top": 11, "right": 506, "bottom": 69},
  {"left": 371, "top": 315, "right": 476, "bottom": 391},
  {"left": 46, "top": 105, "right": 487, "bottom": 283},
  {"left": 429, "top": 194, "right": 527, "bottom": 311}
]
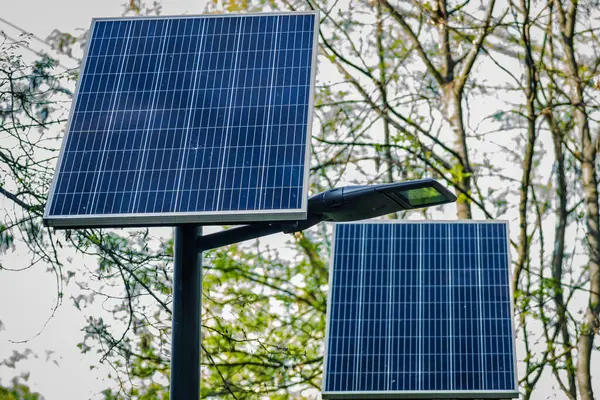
[{"left": 170, "top": 225, "right": 202, "bottom": 400}]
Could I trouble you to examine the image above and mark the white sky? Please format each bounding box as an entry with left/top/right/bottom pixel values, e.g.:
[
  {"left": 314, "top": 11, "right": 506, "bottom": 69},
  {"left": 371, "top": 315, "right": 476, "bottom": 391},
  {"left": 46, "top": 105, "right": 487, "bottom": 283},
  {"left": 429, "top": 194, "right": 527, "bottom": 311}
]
[
  {"left": 0, "top": 0, "right": 598, "bottom": 399},
  {"left": 0, "top": 3, "right": 207, "bottom": 398}
]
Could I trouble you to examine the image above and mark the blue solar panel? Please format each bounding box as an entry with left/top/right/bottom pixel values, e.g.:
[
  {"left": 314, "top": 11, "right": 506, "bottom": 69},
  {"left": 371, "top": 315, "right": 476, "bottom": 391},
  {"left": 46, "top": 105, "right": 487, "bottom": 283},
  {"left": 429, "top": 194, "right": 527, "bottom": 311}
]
[
  {"left": 44, "top": 12, "right": 318, "bottom": 228},
  {"left": 323, "top": 221, "right": 518, "bottom": 399}
]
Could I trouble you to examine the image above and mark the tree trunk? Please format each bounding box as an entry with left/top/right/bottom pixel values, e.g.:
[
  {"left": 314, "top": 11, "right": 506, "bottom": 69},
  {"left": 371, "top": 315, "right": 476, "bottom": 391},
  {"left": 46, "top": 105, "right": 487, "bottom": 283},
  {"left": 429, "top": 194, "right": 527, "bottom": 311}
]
[
  {"left": 513, "top": 0, "right": 537, "bottom": 305},
  {"left": 576, "top": 108, "right": 600, "bottom": 400},
  {"left": 554, "top": 2, "right": 600, "bottom": 395},
  {"left": 442, "top": 85, "right": 472, "bottom": 220},
  {"left": 548, "top": 115, "right": 578, "bottom": 399},
  {"left": 376, "top": 1, "right": 394, "bottom": 186}
]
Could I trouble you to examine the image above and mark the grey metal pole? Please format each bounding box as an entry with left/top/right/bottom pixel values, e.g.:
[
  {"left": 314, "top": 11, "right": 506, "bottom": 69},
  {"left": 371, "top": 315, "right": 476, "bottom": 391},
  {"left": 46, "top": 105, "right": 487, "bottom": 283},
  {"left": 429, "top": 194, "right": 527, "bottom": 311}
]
[{"left": 170, "top": 225, "right": 202, "bottom": 400}]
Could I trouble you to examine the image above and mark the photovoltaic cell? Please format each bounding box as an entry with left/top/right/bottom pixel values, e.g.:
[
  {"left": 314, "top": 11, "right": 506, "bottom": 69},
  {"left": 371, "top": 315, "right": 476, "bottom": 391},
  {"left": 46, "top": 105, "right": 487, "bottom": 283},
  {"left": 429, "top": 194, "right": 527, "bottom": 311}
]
[
  {"left": 323, "top": 221, "right": 518, "bottom": 399},
  {"left": 44, "top": 12, "right": 318, "bottom": 228}
]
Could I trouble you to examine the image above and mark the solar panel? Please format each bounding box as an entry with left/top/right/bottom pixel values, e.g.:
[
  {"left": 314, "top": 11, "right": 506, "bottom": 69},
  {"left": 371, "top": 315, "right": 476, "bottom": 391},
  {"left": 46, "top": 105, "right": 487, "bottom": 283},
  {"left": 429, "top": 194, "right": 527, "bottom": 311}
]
[
  {"left": 323, "top": 221, "right": 518, "bottom": 399},
  {"left": 44, "top": 12, "right": 318, "bottom": 228}
]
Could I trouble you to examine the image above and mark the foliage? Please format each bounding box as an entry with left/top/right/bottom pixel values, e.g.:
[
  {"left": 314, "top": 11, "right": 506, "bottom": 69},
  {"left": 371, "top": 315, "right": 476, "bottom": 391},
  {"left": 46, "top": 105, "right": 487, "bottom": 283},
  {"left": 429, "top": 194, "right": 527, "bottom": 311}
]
[
  {"left": 0, "top": 378, "right": 43, "bottom": 400},
  {"left": 0, "top": 350, "right": 43, "bottom": 400},
  {"left": 1, "top": 0, "right": 600, "bottom": 399}
]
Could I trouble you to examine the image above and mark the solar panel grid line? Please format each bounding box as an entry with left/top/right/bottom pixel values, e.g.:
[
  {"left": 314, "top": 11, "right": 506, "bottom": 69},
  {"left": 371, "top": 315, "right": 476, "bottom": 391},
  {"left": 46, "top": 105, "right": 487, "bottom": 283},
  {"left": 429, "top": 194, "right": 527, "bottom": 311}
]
[
  {"left": 233, "top": 17, "right": 254, "bottom": 212},
  {"left": 345, "top": 224, "right": 351, "bottom": 391},
  {"left": 335, "top": 223, "right": 344, "bottom": 393},
  {"left": 132, "top": 22, "right": 160, "bottom": 214},
  {"left": 58, "top": 21, "right": 103, "bottom": 217},
  {"left": 275, "top": 17, "right": 289, "bottom": 209},
  {"left": 385, "top": 224, "right": 394, "bottom": 390},
  {"left": 432, "top": 226, "right": 435, "bottom": 384},
  {"left": 372, "top": 226, "right": 383, "bottom": 385},
  {"left": 81, "top": 41, "right": 314, "bottom": 53},
  {"left": 491, "top": 225, "right": 500, "bottom": 389},
  {"left": 426, "top": 225, "right": 430, "bottom": 390},
  {"left": 278, "top": 15, "right": 297, "bottom": 209},
  {"left": 356, "top": 225, "right": 366, "bottom": 385},
  {"left": 172, "top": 17, "right": 207, "bottom": 212},
  {"left": 273, "top": 15, "right": 290, "bottom": 209},
  {"left": 145, "top": 20, "right": 181, "bottom": 214},
  {"left": 164, "top": 18, "right": 189, "bottom": 212},
  {"left": 476, "top": 224, "right": 485, "bottom": 390},
  {"left": 70, "top": 20, "right": 125, "bottom": 217},
  {"left": 44, "top": 182, "right": 303, "bottom": 194},
  {"left": 256, "top": 14, "right": 279, "bottom": 209},
  {"left": 326, "top": 316, "right": 512, "bottom": 323},
  {"left": 76, "top": 32, "right": 315, "bottom": 41},
  {"left": 371, "top": 224, "right": 377, "bottom": 391},
  {"left": 373, "top": 224, "right": 380, "bottom": 390},
  {"left": 240, "top": 16, "right": 260, "bottom": 211},
  {"left": 402, "top": 227, "right": 409, "bottom": 392},
  {"left": 249, "top": 15, "right": 268, "bottom": 210},
  {"left": 221, "top": 23, "right": 239, "bottom": 212},
  {"left": 333, "top": 222, "right": 342, "bottom": 393},
  {"left": 173, "top": 17, "right": 198, "bottom": 211},
  {"left": 175, "top": 17, "right": 207, "bottom": 212},
  {"left": 468, "top": 226, "right": 475, "bottom": 390},
  {"left": 201, "top": 17, "right": 225, "bottom": 213},
  {"left": 417, "top": 223, "right": 422, "bottom": 391},
  {"left": 188, "top": 17, "right": 219, "bottom": 214},
  {"left": 46, "top": 142, "right": 308, "bottom": 152},
  {"left": 447, "top": 223, "right": 454, "bottom": 391},
  {"left": 214, "top": 17, "right": 233, "bottom": 210},
  {"left": 244, "top": 16, "right": 260, "bottom": 210},
  {"left": 74, "top": 22, "right": 111, "bottom": 214},
  {"left": 93, "top": 20, "right": 137, "bottom": 215},
  {"left": 237, "top": 17, "right": 254, "bottom": 212},
  {"left": 438, "top": 224, "right": 445, "bottom": 389},
  {"left": 129, "top": 18, "right": 171, "bottom": 214},
  {"left": 110, "top": 19, "right": 142, "bottom": 214},
  {"left": 77, "top": 32, "right": 315, "bottom": 41},
  {"left": 107, "top": 23, "right": 144, "bottom": 216},
  {"left": 284, "top": 15, "right": 300, "bottom": 209},
  {"left": 210, "top": 16, "right": 230, "bottom": 211},
  {"left": 489, "top": 226, "right": 497, "bottom": 387},
  {"left": 232, "top": 17, "right": 247, "bottom": 212},
  {"left": 71, "top": 74, "right": 313, "bottom": 84},
  {"left": 193, "top": 17, "right": 219, "bottom": 213},
  {"left": 355, "top": 224, "right": 365, "bottom": 391},
  {"left": 214, "top": 17, "right": 241, "bottom": 210},
  {"left": 347, "top": 228, "right": 356, "bottom": 390},
  {"left": 262, "top": 14, "right": 280, "bottom": 210},
  {"left": 256, "top": 15, "right": 279, "bottom": 210}
]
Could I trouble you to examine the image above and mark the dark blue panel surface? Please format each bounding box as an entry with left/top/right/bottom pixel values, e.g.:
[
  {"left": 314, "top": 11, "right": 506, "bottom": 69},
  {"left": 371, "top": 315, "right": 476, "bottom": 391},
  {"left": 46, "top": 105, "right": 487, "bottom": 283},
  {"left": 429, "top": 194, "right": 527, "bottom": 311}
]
[
  {"left": 45, "top": 13, "right": 316, "bottom": 226},
  {"left": 324, "top": 222, "right": 517, "bottom": 397}
]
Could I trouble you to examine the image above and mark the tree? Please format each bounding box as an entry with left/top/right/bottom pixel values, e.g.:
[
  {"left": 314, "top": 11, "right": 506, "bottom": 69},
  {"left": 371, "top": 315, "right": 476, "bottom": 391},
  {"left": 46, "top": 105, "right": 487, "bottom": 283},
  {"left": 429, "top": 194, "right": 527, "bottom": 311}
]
[
  {"left": 552, "top": 2, "right": 600, "bottom": 398},
  {"left": 2, "top": 0, "right": 600, "bottom": 398}
]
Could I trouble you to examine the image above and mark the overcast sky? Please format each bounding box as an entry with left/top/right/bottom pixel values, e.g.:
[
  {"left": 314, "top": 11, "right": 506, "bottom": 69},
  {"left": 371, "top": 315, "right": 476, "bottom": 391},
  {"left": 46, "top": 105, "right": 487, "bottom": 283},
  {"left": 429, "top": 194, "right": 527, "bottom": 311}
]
[
  {"left": 0, "top": 3, "right": 206, "bottom": 398},
  {"left": 0, "top": 1, "right": 598, "bottom": 399}
]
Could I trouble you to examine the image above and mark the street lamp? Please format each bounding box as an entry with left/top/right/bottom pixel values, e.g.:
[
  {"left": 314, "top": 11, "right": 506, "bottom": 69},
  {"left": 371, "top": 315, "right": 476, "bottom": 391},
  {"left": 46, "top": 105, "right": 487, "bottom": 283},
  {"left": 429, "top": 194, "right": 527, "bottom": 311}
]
[{"left": 196, "top": 178, "right": 456, "bottom": 251}]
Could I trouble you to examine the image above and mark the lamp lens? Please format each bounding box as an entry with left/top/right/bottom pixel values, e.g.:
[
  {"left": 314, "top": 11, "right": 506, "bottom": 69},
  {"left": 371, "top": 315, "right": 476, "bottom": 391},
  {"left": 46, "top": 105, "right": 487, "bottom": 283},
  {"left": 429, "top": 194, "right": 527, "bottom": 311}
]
[{"left": 399, "top": 187, "right": 447, "bottom": 207}]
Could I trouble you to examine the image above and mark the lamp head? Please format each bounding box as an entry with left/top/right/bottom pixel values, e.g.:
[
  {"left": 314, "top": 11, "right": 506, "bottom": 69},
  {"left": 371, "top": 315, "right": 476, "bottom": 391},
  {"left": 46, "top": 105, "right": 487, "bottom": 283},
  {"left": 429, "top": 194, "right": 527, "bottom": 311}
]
[{"left": 307, "top": 178, "right": 456, "bottom": 222}]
